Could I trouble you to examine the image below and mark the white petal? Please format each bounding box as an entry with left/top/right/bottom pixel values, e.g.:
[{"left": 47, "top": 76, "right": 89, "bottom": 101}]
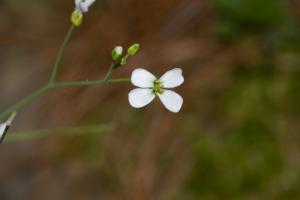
[
  {"left": 128, "top": 88, "right": 155, "bottom": 108},
  {"left": 159, "top": 68, "right": 184, "bottom": 88},
  {"left": 75, "top": 0, "right": 81, "bottom": 7},
  {"left": 82, "top": 0, "right": 96, "bottom": 11},
  {"left": 75, "top": 0, "right": 95, "bottom": 13},
  {"left": 131, "top": 68, "right": 156, "bottom": 88},
  {"left": 0, "top": 123, "right": 6, "bottom": 140},
  {"left": 158, "top": 90, "right": 183, "bottom": 113},
  {"left": 79, "top": 3, "right": 88, "bottom": 12},
  {"left": 75, "top": 2, "right": 85, "bottom": 13}
]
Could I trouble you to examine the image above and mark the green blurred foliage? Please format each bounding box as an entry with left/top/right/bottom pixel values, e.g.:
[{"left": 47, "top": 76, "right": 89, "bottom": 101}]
[
  {"left": 214, "top": 0, "right": 286, "bottom": 39},
  {"left": 183, "top": 0, "right": 300, "bottom": 199},
  {"left": 185, "top": 65, "right": 300, "bottom": 199}
]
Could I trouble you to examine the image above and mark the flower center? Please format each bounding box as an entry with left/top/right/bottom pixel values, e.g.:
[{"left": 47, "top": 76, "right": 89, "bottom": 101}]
[{"left": 153, "top": 80, "right": 164, "bottom": 95}]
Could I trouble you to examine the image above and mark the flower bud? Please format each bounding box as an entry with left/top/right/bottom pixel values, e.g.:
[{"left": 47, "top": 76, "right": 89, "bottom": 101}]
[
  {"left": 127, "top": 43, "right": 140, "bottom": 56},
  {"left": 111, "top": 46, "right": 123, "bottom": 61},
  {"left": 71, "top": 9, "right": 83, "bottom": 26}
]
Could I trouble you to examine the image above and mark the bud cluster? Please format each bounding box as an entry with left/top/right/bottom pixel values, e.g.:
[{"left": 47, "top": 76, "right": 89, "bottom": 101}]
[{"left": 111, "top": 44, "right": 140, "bottom": 65}]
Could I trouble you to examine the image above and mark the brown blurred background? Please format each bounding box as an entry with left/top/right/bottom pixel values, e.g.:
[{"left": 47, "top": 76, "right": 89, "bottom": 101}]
[{"left": 1, "top": 0, "right": 300, "bottom": 199}]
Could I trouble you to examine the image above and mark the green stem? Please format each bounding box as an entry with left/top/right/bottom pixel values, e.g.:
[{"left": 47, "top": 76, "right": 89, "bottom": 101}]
[
  {"left": 103, "top": 62, "right": 119, "bottom": 82},
  {"left": 49, "top": 25, "right": 75, "bottom": 83},
  {"left": 107, "top": 78, "right": 130, "bottom": 84},
  {"left": 0, "top": 85, "right": 50, "bottom": 120},
  {"left": 0, "top": 25, "right": 75, "bottom": 121},
  {"left": 0, "top": 78, "right": 130, "bottom": 120},
  {"left": 4, "top": 124, "right": 113, "bottom": 143},
  {"left": 52, "top": 78, "right": 130, "bottom": 88},
  {"left": 0, "top": 23, "right": 131, "bottom": 121},
  {"left": 52, "top": 80, "right": 105, "bottom": 88}
]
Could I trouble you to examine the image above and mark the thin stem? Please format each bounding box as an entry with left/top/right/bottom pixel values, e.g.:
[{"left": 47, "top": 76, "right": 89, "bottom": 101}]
[
  {"left": 107, "top": 78, "right": 130, "bottom": 84},
  {"left": 0, "top": 78, "right": 130, "bottom": 120},
  {"left": 49, "top": 25, "right": 75, "bottom": 84},
  {"left": 52, "top": 78, "right": 130, "bottom": 88},
  {"left": 52, "top": 80, "right": 105, "bottom": 88},
  {"left": 4, "top": 124, "right": 113, "bottom": 143},
  {"left": 0, "top": 25, "right": 75, "bottom": 120},
  {"left": 103, "top": 63, "right": 114, "bottom": 81},
  {"left": 0, "top": 85, "right": 50, "bottom": 120},
  {"left": 0, "top": 24, "right": 131, "bottom": 121}
]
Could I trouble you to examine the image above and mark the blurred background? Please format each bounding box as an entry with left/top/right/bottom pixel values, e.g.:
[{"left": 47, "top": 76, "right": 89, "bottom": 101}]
[{"left": 1, "top": 0, "right": 300, "bottom": 199}]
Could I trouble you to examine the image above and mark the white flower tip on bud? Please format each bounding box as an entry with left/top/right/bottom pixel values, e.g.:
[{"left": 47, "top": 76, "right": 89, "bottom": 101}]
[
  {"left": 115, "top": 46, "right": 123, "bottom": 55},
  {"left": 112, "top": 46, "right": 123, "bottom": 61}
]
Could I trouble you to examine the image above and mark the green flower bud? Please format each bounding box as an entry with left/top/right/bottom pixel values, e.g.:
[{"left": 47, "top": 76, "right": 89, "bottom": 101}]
[
  {"left": 71, "top": 9, "right": 83, "bottom": 26},
  {"left": 111, "top": 46, "right": 123, "bottom": 61},
  {"left": 127, "top": 43, "right": 140, "bottom": 56}
]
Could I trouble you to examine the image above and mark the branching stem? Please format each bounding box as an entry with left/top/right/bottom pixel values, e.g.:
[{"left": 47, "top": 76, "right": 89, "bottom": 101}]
[{"left": 0, "top": 24, "right": 130, "bottom": 121}]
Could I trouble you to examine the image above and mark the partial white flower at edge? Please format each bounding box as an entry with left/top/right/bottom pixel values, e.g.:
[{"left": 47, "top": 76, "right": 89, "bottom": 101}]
[
  {"left": 0, "top": 123, "right": 6, "bottom": 141},
  {"left": 0, "top": 112, "right": 16, "bottom": 143},
  {"left": 75, "top": 0, "right": 96, "bottom": 14},
  {"left": 129, "top": 68, "right": 184, "bottom": 113}
]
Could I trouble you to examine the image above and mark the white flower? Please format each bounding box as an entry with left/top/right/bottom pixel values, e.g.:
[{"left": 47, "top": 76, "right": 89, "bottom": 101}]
[
  {"left": 129, "top": 68, "right": 184, "bottom": 113},
  {"left": 0, "top": 112, "right": 16, "bottom": 143},
  {"left": 75, "top": 0, "right": 96, "bottom": 14}
]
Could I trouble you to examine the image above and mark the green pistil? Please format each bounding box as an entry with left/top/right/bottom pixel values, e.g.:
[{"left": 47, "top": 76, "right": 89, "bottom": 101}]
[{"left": 153, "top": 80, "right": 164, "bottom": 95}]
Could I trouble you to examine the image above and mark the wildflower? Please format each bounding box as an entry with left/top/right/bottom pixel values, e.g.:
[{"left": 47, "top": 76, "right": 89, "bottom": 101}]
[
  {"left": 0, "top": 112, "right": 16, "bottom": 143},
  {"left": 129, "top": 68, "right": 184, "bottom": 113}
]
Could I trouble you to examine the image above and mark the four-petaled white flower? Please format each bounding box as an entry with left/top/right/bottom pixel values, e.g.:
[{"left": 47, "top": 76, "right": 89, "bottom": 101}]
[
  {"left": 75, "top": 0, "right": 96, "bottom": 14},
  {"left": 129, "top": 68, "right": 184, "bottom": 113}
]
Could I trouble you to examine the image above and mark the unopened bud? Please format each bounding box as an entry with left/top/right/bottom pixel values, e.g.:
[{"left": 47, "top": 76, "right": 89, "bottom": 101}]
[
  {"left": 127, "top": 43, "right": 140, "bottom": 56},
  {"left": 111, "top": 46, "right": 123, "bottom": 61}
]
